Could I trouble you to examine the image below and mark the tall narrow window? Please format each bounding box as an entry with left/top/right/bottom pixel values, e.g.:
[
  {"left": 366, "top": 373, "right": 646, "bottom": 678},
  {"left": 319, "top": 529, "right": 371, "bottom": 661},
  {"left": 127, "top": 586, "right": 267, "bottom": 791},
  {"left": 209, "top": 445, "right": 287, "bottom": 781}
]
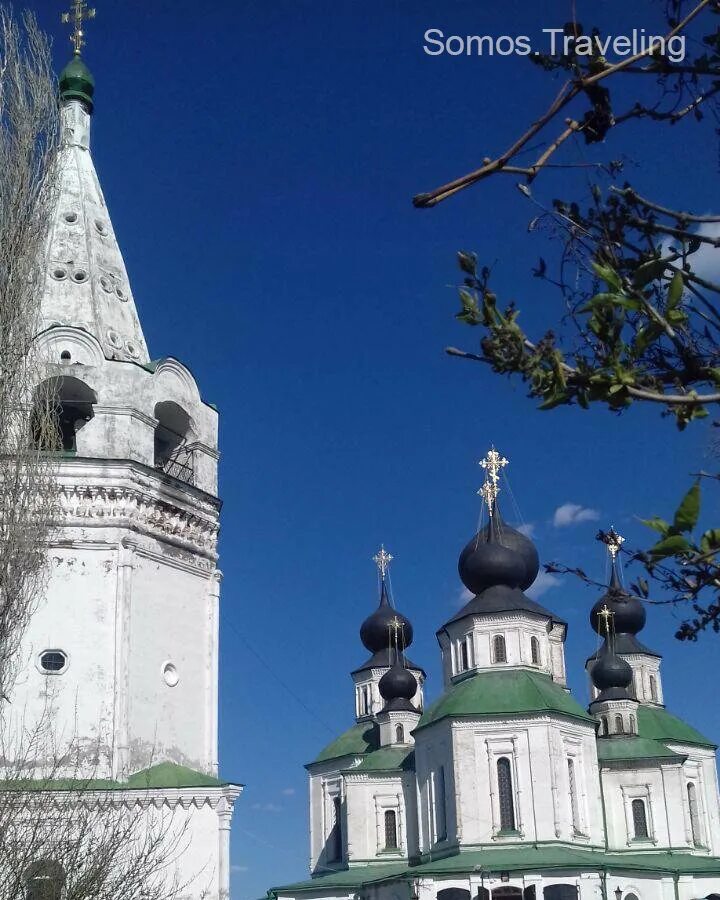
[
  {"left": 384, "top": 809, "right": 398, "bottom": 849},
  {"left": 567, "top": 759, "right": 580, "bottom": 832},
  {"left": 530, "top": 636, "right": 540, "bottom": 665},
  {"left": 493, "top": 635, "right": 507, "bottom": 664},
  {"left": 649, "top": 674, "right": 658, "bottom": 702},
  {"left": 330, "top": 796, "right": 343, "bottom": 861},
  {"left": 615, "top": 715, "right": 624, "bottom": 734},
  {"left": 395, "top": 724, "right": 405, "bottom": 744},
  {"left": 629, "top": 714, "right": 636, "bottom": 733},
  {"left": 601, "top": 716, "right": 609, "bottom": 736},
  {"left": 460, "top": 640, "right": 469, "bottom": 672},
  {"left": 632, "top": 798, "right": 649, "bottom": 839},
  {"left": 497, "top": 757, "right": 516, "bottom": 831},
  {"left": 435, "top": 766, "right": 447, "bottom": 842},
  {"left": 687, "top": 783, "right": 701, "bottom": 845}
]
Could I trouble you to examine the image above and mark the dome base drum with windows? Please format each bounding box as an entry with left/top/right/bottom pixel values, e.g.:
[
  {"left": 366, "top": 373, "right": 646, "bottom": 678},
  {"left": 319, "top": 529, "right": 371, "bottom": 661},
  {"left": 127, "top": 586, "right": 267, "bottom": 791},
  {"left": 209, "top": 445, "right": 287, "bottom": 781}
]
[{"left": 266, "top": 450, "right": 720, "bottom": 900}]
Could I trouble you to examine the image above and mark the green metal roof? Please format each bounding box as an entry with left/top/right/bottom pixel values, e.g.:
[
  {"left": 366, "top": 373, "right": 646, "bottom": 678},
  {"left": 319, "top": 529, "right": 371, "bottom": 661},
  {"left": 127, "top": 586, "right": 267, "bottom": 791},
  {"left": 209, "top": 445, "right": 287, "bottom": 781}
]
[
  {"left": 342, "top": 747, "right": 414, "bottom": 774},
  {"left": 311, "top": 722, "right": 378, "bottom": 765},
  {"left": 637, "top": 705, "right": 716, "bottom": 749},
  {"left": 269, "top": 862, "right": 408, "bottom": 895},
  {"left": 1, "top": 762, "right": 229, "bottom": 793},
  {"left": 596, "top": 736, "right": 686, "bottom": 764},
  {"left": 269, "top": 847, "right": 720, "bottom": 895},
  {"left": 417, "top": 670, "right": 594, "bottom": 731}
]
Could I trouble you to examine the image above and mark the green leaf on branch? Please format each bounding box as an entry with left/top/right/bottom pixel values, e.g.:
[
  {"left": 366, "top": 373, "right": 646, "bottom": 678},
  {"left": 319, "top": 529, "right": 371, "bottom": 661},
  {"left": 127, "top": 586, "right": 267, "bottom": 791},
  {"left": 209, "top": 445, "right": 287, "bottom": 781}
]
[
  {"left": 667, "top": 271, "right": 684, "bottom": 309},
  {"left": 591, "top": 261, "right": 621, "bottom": 291},
  {"left": 633, "top": 257, "right": 667, "bottom": 287},
  {"left": 458, "top": 251, "right": 477, "bottom": 277},
  {"left": 648, "top": 534, "right": 693, "bottom": 560},
  {"left": 640, "top": 516, "right": 671, "bottom": 536},
  {"left": 672, "top": 481, "right": 701, "bottom": 533}
]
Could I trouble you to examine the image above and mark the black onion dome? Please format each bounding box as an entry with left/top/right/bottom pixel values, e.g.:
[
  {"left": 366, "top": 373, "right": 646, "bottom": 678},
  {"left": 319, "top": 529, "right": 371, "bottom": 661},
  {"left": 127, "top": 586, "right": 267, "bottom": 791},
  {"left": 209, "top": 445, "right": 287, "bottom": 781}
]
[
  {"left": 359, "top": 581, "right": 414, "bottom": 654},
  {"left": 590, "top": 560, "right": 646, "bottom": 636},
  {"left": 379, "top": 663, "right": 417, "bottom": 702},
  {"left": 459, "top": 511, "right": 537, "bottom": 594},
  {"left": 591, "top": 643, "right": 633, "bottom": 692}
]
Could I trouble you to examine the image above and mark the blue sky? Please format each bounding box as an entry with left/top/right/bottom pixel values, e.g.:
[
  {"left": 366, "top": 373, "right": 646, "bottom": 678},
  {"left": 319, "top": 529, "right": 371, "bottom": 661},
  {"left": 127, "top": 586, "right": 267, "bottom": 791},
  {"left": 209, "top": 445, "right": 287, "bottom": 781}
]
[{"left": 35, "top": 0, "right": 720, "bottom": 897}]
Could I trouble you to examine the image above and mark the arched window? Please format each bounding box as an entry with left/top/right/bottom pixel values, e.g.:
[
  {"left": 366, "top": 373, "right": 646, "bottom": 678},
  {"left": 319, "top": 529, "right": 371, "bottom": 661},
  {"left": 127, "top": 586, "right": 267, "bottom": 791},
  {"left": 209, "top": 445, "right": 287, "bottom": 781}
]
[
  {"left": 567, "top": 758, "right": 580, "bottom": 832},
  {"left": 24, "top": 861, "right": 65, "bottom": 900},
  {"left": 497, "top": 757, "right": 516, "bottom": 831},
  {"left": 530, "top": 636, "right": 540, "bottom": 665},
  {"left": 330, "top": 796, "right": 343, "bottom": 861},
  {"left": 31, "top": 376, "right": 96, "bottom": 452},
  {"left": 493, "top": 635, "right": 507, "bottom": 664},
  {"left": 460, "top": 639, "right": 469, "bottom": 672},
  {"left": 632, "top": 798, "right": 649, "bottom": 839},
  {"left": 395, "top": 724, "right": 405, "bottom": 744},
  {"left": 384, "top": 809, "right": 398, "bottom": 849},
  {"left": 154, "top": 401, "right": 195, "bottom": 484},
  {"left": 615, "top": 715, "right": 624, "bottom": 734},
  {"left": 687, "top": 782, "right": 701, "bottom": 845},
  {"left": 649, "top": 674, "right": 658, "bottom": 702},
  {"left": 601, "top": 716, "right": 609, "bottom": 735}
]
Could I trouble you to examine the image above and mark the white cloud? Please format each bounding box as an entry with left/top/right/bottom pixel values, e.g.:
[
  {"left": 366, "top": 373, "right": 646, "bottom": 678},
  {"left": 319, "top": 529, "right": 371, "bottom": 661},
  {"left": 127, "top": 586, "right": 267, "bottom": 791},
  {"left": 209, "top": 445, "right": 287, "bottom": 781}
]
[
  {"left": 526, "top": 570, "right": 561, "bottom": 599},
  {"left": 553, "top": 502, "right": 600, "bottom": 527},
  {"left": 251, "top": 802, "right": 282, "bottom": 812},
  {"left": 281, "top": 787, "right": 296, "bottom": 796},
  {"left": 516, "top": 523, "right": 536, "bottom": 538},
  {"left": 667, "top": 221, "right": 720, "bottom": 285}
]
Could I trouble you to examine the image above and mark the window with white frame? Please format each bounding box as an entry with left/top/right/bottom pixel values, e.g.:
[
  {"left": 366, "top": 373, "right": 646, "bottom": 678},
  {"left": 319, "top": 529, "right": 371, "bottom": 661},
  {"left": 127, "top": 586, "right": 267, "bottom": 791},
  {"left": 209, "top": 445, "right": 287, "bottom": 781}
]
[
  {"left": 434, "top": 765, "right": 447, "bottom": 842},
  {"left": 567, "top": 758, "right": 581, "bottom": 833},
  {"left": 649, "top": 674, "right": 658, "bottom": 702},
  {"left": 493, "top": 634, "right": 507, "bottom": 664},
  {"left": 384, "top": 809, "right": 398, "bottom": 849},
  {"left": 687, "top": 782, "right": 702, "bottom": 846},
  {"left": 497, "top": 756, "right": 516, "bottom": 831},
  {"left": 631, "top": 798, "right": 650, "bottom": 839},
  {"left": 530, "top": 636, "right": 541, "bottom": 665}
]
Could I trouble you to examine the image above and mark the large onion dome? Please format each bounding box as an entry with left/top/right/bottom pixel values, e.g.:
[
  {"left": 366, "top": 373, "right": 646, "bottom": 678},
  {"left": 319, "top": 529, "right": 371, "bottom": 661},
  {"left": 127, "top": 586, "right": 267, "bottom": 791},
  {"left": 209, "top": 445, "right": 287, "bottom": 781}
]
[
  {"left": 590, "top": 559, "right": 646, "bottom": 636},
  {"left": 359, "top": 580, "right": 414, "bottom": 654},
  {"left": 459, "top": 510, "right": 539, "bottom": 595}
]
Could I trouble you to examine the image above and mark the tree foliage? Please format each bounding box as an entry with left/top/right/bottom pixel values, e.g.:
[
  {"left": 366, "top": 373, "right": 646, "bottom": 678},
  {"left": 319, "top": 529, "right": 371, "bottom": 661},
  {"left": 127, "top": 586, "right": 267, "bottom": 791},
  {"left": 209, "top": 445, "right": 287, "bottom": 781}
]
[{"left": 414, "top": 0, "right": 720, "bottom": 639}]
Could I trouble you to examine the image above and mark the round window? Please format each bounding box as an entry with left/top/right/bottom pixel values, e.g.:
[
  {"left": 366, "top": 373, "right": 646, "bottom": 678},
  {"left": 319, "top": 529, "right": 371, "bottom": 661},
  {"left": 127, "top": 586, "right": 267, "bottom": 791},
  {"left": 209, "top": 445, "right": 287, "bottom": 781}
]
[
  {"left": 72, "top": 269, "right": 88, "bottom": 283},
  {"left": 162, "top": 662, "right": 179, "bottom": 687},
  {"left": 64, "top": 211, "right": 78, "bottom": 224},
  {"left": 39, "top": 650, "right": 67, "bottom": 674},
  {"left": 51, "top": 267, "right": 67, "bottom": 281}
]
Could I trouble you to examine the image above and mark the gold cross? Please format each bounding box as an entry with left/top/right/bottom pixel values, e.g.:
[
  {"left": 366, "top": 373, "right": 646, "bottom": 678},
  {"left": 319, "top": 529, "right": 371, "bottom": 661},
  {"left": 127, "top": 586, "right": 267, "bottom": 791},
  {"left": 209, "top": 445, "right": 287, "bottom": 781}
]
[
  {"left": 373, "top": 545, "right": 393, "bottom": 579},
  {"left": 478, "top": 446, "right": 509, "bottom": 517},
  {"left": 597, "top": 604, "right": 614, "bottom": 635},
  {"left": 388, "top": 616, "right": 405, "bottom": 637},
  {"left": 61, "top": 0, "right": 96, "bottom": 56}
]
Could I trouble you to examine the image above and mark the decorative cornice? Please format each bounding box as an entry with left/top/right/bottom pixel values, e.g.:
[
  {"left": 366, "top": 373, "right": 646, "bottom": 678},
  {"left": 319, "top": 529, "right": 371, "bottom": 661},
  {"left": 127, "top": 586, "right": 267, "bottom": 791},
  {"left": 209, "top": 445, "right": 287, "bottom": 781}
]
[{"left": 53, "top": 483, "right": 219, "bottom": 559}]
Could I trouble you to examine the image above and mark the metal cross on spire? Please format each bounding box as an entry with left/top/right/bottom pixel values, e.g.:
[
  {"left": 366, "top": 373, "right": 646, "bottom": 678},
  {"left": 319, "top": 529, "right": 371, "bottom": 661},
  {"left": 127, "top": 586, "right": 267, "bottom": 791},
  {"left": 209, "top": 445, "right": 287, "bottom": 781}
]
[
  {"left": 477, "top": 446, "right": 509, "bottom": 517},
  {"left": 604, "top": 527, "right": 625, "bottom": 560},
  {"left": 597, "top": 603, "right": 614, "bottom": 636},
  {"left": 61, "top": 0, "right": 96, "bottom": 56},
  {"left": 372, "top": 545, "right": 393, "bottom": 580}
]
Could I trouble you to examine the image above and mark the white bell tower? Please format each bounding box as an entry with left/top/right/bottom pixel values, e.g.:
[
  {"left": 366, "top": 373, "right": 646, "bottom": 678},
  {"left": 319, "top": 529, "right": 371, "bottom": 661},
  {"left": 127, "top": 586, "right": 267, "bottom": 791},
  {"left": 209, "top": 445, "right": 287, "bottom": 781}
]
[{"left": 6, "top": 12, "right": 239, "bottom": 897}]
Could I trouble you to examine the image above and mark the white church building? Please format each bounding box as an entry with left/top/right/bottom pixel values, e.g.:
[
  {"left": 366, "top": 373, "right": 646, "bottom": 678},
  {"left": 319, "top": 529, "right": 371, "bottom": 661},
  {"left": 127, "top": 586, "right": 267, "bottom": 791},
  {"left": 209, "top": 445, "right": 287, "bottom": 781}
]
[
  {"left": 7, "top": 27, "right": 240, "bottom": 899},
  {"left": 268, "top": 451, "right": 720, "bottom": 900}
]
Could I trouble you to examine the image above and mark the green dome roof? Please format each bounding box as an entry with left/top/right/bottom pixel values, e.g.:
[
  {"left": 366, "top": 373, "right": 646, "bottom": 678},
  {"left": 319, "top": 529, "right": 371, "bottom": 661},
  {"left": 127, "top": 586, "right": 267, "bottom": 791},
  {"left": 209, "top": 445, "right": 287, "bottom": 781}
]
[{"left": 59, "top": 56, "right": 95, "bottom": 112}]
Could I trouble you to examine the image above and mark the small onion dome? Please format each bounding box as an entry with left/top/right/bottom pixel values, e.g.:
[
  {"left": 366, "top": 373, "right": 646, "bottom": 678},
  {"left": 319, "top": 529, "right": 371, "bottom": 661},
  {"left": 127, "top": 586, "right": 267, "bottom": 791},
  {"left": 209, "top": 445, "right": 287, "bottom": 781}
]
[
  {"left": 459, "top": 511, "right": 537, "bottom": 595},
  {"left": 591, "top": 643, "right": 633, "bottom": 692},
  {"left": 590, "top": 560, "right": 646, "bottom": 636},
  {"left": 379, "top": 663, "right": 417, "bottom": 703},
  {"left": 359, "top": 581, "right": 413, "bottom": 654},
  {"left": 59, "top": 56, "right": 95, "bottom": 113}
]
